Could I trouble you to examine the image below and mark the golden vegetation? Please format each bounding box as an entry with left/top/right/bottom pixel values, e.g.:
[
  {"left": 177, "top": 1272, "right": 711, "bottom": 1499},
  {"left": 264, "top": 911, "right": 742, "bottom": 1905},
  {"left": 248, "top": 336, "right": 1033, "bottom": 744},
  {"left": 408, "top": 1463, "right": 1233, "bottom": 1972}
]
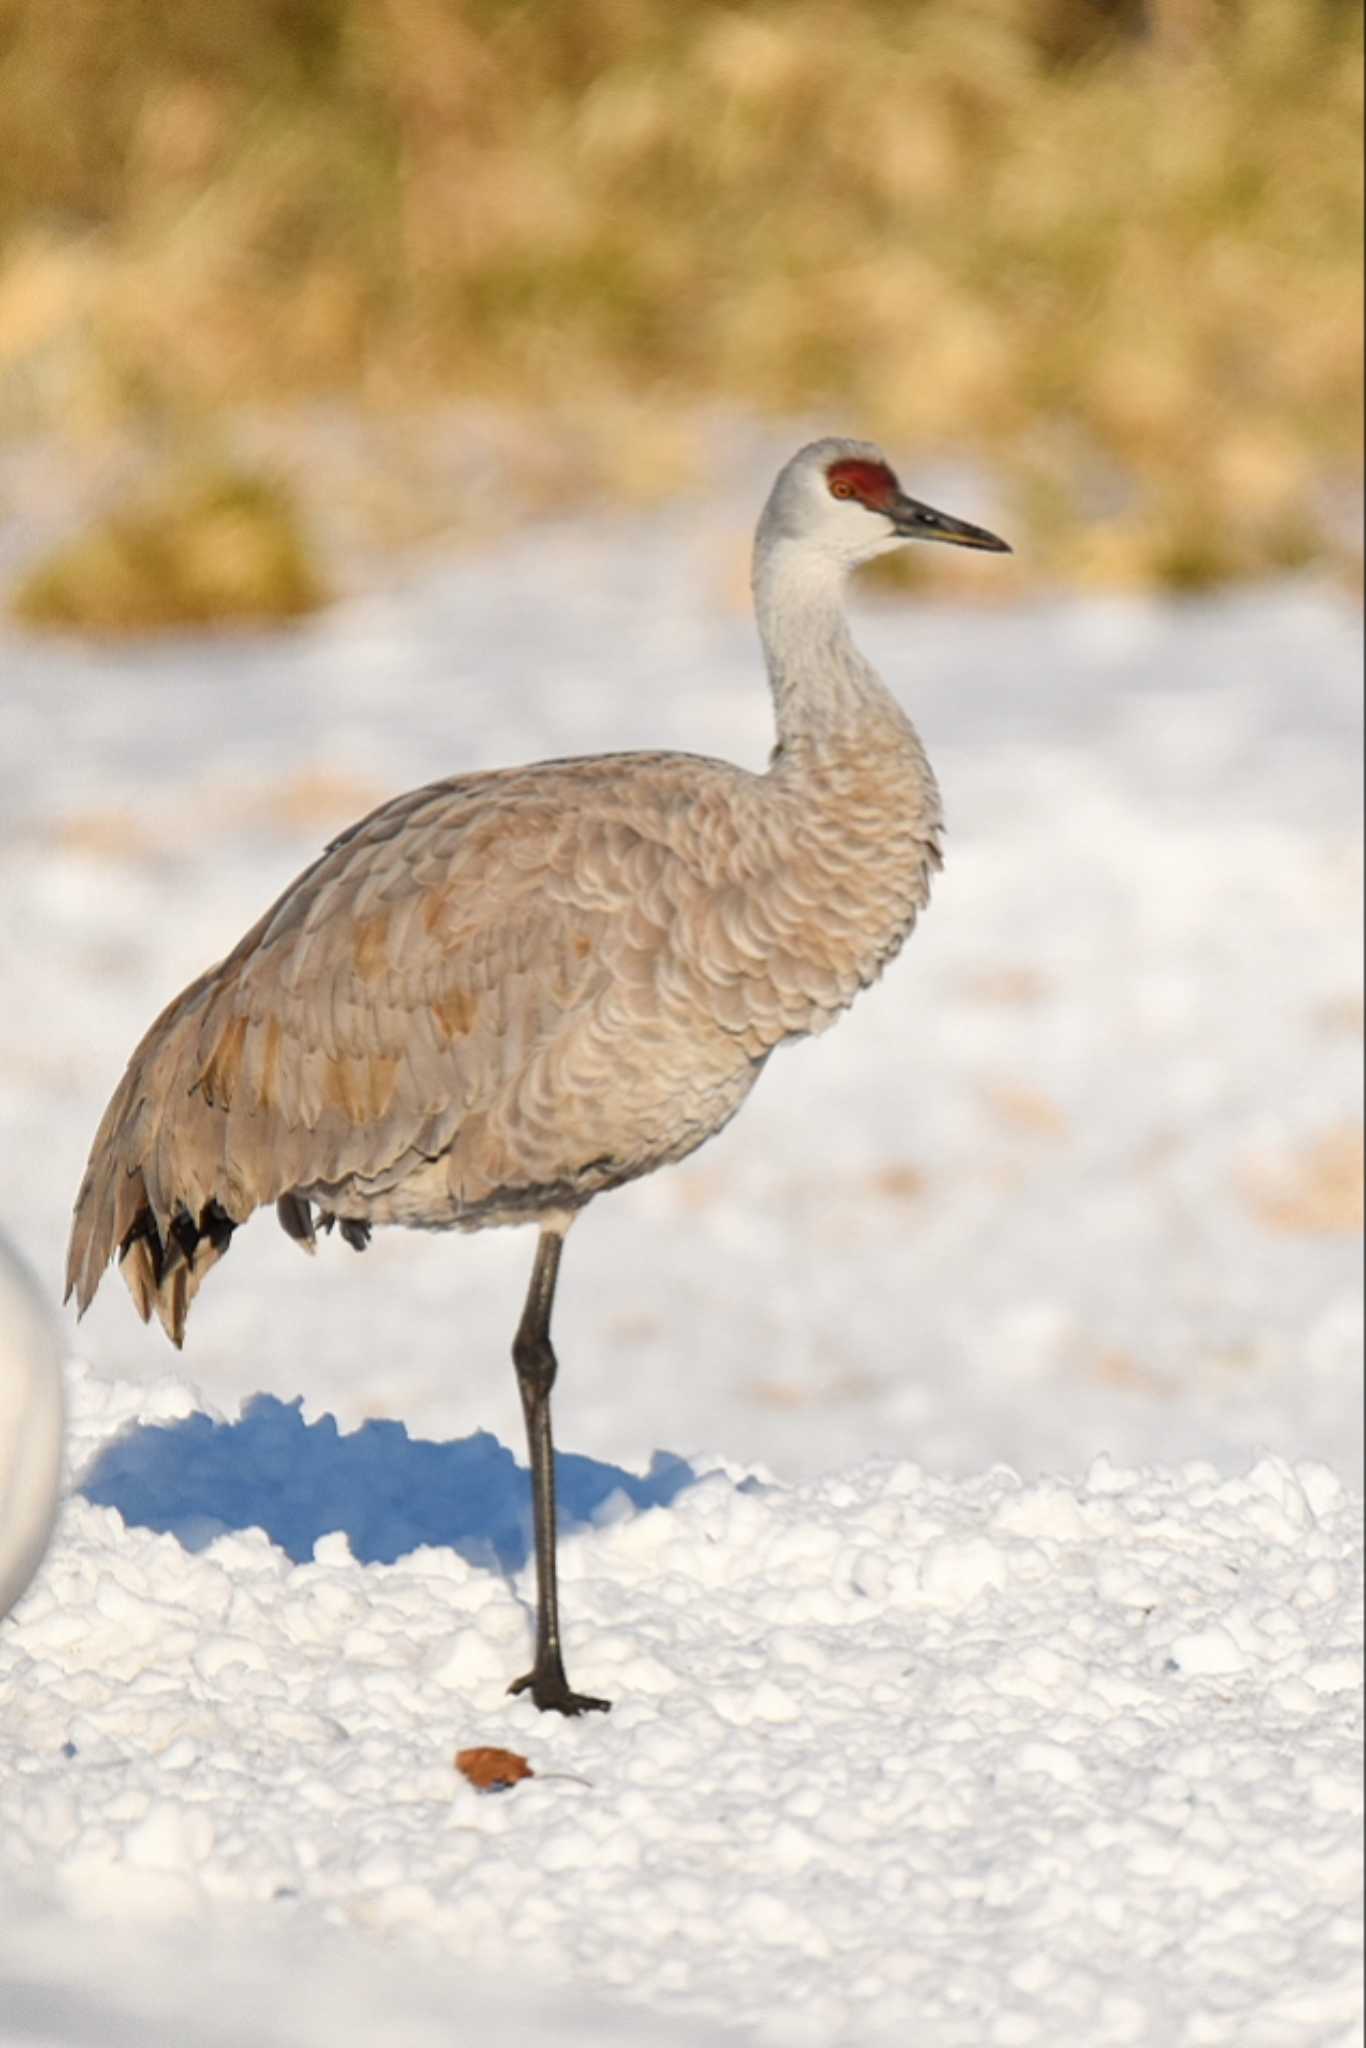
[
  {"left": 11, "top": 467, "right": 325, "bottom": 632},
  {"left": 1, "top": 0, "right": 1360, "bottom": 626}
]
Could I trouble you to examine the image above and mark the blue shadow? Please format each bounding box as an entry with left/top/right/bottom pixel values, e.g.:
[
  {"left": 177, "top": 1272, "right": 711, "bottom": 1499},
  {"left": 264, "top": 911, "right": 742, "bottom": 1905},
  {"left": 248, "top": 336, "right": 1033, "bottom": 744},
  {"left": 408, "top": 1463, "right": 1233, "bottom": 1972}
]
[{"left": 78, "top": 1395, "right": 699, "bottom": 1572}]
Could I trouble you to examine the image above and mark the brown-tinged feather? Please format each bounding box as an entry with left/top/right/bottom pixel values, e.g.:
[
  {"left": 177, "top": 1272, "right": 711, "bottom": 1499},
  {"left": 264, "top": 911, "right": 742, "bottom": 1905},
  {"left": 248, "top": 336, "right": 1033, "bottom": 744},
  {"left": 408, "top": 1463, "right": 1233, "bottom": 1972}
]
[
  {"left": 199, "top": 1013, "right": 248, "bottom": 1110},
  {"left": 352, "top": 910, "right": 391, "bottom": 985}
]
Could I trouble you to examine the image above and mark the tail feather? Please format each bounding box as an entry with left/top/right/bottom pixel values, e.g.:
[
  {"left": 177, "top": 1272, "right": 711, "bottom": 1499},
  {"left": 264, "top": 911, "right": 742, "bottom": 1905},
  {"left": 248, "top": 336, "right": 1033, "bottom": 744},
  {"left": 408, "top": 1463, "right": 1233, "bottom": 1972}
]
[
  {"left": 68, "top": 914, "right": 395, "bottom": 1342},
  {"left": 114, "top": 1203, "right": 161, "bottom": 1321},
  {"left": 66, "top": 980, "right": 253, "bottom": 1346},
  {"left": 70, "top": 1158, "right": 241, "bottom": 1348}
]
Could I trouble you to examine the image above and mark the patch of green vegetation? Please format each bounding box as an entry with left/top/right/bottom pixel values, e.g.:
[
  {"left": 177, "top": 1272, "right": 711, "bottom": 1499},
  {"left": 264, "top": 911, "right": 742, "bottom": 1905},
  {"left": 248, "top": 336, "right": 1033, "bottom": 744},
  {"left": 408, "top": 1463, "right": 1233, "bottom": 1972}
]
[{"left": 13, "top": 469, "right": 326, "bottom": 634}]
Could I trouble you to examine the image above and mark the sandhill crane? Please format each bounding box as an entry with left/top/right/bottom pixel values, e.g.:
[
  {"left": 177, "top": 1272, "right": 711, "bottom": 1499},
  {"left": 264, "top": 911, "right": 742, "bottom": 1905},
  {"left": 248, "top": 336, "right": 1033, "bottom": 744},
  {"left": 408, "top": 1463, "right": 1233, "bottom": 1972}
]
[
  {"left": 1, "top": 1230, "right": 65, "bottom": 1622},
  {"left": 67, "top": 438, "right": 1009, "bottom": 1713}
]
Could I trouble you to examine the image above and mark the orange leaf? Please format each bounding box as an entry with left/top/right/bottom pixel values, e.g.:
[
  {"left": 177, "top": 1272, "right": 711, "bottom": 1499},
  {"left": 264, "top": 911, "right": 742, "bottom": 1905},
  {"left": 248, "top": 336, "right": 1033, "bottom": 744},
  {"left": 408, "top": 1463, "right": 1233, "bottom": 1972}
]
[{"left": 454, "top": 1746, "right": 534, "bottom": 1793}]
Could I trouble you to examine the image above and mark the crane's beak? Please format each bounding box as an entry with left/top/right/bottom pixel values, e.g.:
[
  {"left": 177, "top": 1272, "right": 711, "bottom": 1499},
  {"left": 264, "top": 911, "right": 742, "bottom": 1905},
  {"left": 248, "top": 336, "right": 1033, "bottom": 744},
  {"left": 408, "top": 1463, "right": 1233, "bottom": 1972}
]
[{"left": 889, "top": 493, "right": 1011, "bottom": 553}]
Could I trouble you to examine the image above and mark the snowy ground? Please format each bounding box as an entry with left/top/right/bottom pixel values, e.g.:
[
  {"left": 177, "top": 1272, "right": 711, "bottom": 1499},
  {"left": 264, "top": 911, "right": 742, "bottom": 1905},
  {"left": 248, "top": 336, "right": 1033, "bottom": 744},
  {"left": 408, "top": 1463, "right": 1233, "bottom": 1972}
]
[{"left": 0, "top": 443, "right": 1361, "bottom": 2044}]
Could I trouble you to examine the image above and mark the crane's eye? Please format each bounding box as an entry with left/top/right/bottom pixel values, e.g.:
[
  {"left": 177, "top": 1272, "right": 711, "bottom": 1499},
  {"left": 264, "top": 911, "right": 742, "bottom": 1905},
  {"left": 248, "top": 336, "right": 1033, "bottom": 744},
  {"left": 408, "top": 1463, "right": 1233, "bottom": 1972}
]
[{"left": 829, "top": 478, "right": 855, "bottom": 500}]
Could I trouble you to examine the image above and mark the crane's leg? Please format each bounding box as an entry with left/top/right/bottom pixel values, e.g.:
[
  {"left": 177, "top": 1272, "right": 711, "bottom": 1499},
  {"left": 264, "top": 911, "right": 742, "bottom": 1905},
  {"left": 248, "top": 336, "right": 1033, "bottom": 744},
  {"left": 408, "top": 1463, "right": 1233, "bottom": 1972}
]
[{"left": 508, "top": 1227, "right": 610, "bottom": 1715}]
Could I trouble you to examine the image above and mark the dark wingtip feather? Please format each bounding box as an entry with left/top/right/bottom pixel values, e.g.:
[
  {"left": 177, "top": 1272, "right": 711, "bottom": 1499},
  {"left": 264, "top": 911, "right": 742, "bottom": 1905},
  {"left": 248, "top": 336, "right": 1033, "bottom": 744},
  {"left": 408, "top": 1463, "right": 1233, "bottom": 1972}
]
[
  {"left": 120, "top": 1209, "right": 165, "bottom": 1284},
  {"left": 314, "top": 1209, "right": 371, "bottom": 1251},
  {"left": 276, "top": 1191, "right": 317, "bottom": 1253}
]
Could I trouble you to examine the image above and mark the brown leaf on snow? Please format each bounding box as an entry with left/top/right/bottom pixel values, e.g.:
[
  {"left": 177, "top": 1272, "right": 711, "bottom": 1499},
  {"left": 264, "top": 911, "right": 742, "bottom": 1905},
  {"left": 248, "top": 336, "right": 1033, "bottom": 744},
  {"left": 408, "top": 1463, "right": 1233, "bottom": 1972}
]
[{"left": 455, "top": 1746, "right": 534, "bottom": 1793}]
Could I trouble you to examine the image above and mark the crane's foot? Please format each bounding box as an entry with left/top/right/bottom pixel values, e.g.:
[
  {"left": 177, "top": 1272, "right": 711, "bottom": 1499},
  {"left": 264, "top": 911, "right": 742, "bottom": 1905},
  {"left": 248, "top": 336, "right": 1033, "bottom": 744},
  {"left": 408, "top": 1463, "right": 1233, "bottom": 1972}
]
[{"left": 509, "top": 1660, "right": 611, "bottom": 1717}]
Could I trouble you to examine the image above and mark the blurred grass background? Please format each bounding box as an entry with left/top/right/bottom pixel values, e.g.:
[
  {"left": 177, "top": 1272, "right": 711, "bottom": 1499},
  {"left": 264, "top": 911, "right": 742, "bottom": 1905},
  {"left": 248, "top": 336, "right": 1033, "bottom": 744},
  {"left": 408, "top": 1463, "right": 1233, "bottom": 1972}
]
[{"left": 0, "top": 0, "right": 1360, "bottom": 627}]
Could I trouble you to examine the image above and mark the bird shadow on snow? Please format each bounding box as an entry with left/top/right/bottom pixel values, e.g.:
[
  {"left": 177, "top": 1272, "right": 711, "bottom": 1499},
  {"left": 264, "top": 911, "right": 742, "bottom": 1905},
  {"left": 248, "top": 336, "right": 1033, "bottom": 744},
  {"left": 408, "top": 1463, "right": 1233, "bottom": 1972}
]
[{"left": 77, "top": 1397, "right": 699, "bottom": 1573}]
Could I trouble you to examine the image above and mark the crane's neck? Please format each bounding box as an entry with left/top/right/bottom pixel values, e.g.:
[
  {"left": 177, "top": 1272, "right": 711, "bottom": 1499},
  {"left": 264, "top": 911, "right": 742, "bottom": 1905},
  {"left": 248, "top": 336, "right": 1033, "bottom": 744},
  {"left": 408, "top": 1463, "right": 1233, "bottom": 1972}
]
[
  {"left": 753, "top": 538, "right": 925, "bottom": 762},
  {"left": 749, "top": 533, "right": 943, "bottom": 994}
]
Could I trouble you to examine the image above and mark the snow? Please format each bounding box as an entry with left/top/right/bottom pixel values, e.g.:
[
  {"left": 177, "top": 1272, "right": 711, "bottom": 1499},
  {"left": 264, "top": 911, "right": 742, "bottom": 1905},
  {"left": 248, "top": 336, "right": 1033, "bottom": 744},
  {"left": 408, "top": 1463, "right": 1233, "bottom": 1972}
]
[
  {"left": 3, "top": 1364, "right": 1361, "bottom": 2047},
  {"left": 0, "top": 452, "right": 1361, "bottom": 2044}
]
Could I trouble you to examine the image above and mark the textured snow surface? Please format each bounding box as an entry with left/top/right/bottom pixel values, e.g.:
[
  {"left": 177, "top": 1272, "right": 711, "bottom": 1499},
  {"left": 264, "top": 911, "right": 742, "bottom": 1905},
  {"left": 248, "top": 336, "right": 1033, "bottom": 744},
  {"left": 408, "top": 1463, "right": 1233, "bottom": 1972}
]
[
  {"left": 0, "top": 447, "right": 1362, "bottom": 2042},
  {"left": 2, "top": 1362, "right": 1362, "bottom": 2048}
]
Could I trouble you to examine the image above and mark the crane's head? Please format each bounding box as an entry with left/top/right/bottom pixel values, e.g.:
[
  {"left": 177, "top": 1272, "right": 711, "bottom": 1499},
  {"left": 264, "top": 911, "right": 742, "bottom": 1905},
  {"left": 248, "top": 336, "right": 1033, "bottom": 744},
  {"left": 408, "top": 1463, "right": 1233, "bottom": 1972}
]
[{"left": 758, "top": 437, "right": 1010, "bottom": 569}]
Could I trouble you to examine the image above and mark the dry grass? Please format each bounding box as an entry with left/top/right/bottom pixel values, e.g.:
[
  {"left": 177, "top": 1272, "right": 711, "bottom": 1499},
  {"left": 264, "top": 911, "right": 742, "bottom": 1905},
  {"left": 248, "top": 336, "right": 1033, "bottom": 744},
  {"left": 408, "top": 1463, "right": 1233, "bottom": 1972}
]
[
  {"left": 0, "top": 0, "right": 1360, "bottom": 627},
  {"left": 11, "top": 466, "right": 325, "bottom": 632}
]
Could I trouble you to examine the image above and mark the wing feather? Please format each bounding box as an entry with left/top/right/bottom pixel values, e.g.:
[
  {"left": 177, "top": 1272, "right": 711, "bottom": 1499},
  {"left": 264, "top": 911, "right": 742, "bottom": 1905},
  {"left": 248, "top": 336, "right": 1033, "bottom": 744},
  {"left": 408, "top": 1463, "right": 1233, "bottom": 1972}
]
[{"left": 66, "top": 761, "right": 706, "bottom": 1330}]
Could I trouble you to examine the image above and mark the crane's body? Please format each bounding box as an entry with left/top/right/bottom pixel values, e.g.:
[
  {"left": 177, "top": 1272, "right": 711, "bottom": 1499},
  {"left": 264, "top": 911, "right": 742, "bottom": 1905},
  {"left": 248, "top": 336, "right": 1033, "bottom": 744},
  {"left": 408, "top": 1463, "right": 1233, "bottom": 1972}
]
[{"left": 67, "top": 438, "right": 1009, "bottom": 1713}]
